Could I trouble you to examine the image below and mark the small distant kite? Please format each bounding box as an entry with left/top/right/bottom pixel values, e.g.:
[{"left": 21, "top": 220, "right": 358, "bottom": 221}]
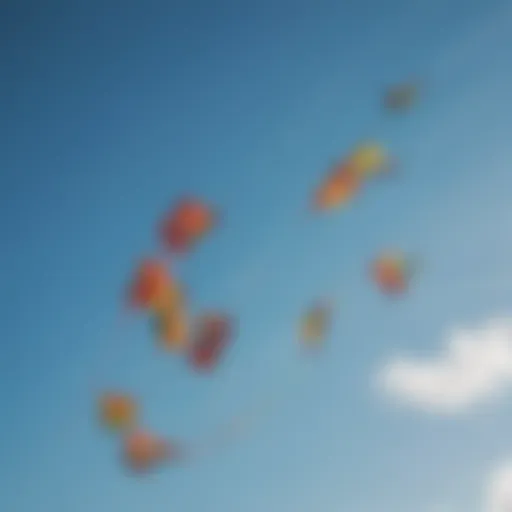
[
  {"left": 313, "top": 142, "right": 393, "bottom": 212},
  {"left": 122, "top": 430, "right": 178, "bottom": 472},
  {"left": 384, "top": 82, "right": 419, "bottom": 111},
  {"left": 348, "top": 143, "right": 391, "bottom": 179},
  {"left": 126, "top": 259, "right": 190, "bottom": 350},
  {"left": 152, "top": 285, "right": 190, "bottom": 351},
  {"left": 128, "top": 259, "right": 173, "bottom": 311},
  {"left": 300, "top": 301, "right": 332, "bottom": 348},
  {"left": 99, "top": 392, "right": 137, "bottom": 432},
  {"left": 188, "top": 314, "right": 233, "bottom": 372},
  {"left": 313, "top": 162, "right": 361, "bottom": 211},
  {"left": 371, "top": 252, "right": 416, "bottom": 295},
  {"left": 160, "top": 198, "right": 217, "bottom": 254}
]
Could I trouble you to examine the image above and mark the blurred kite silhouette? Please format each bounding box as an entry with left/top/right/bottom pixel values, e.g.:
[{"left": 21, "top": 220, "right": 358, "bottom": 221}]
[
  {"left": 383, "top": 82, "right": 419, "bottom": 111},
  {"left": 300, "top": 301, "right": 333, "bottom": 349},
  {"left": 188, "top": 314, "right": 233, "bottom": 372},
  {"left": 371, "top": 252, "right": 418, "bottom": 295},
  {"left": 314, "top": 161, "right": 362, "bottom": 211},
  {"left": 313, "top": 141, "right": 393, "bottom": 212},
  {"left": 99, "top": 392, "right": 137, "bottom": 432},
  {"left": 349, "top": 142, "right": 392, "bottom": 179},
  {"left": 122, "top": 430, "right": 178, "bottom": 473},
  {"left": 153, "top": 283, "right": 190, "bottom": 352},
  {"left": 159, "top": 198, "right": 217, "bottom": 255},
  {"left": 127, "top": 259, "right": 173, "bottom": 311}
]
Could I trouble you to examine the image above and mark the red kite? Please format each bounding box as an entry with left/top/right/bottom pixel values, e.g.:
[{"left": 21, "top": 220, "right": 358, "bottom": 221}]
[
  {"left": 160, "top": 198, "right": 216, "bottom": 254},
  {"left": 189, "top": 315, "right": 232, "bottom": 371},
  {"left": 128, "top": 259, "right": 173, "bottom": 311},
  {"left": 371, "top": 252, "right": 414, "bottom": 295},
  {"left": 313, "top": 162, "right": 361, "bottom": 211},
  {"left": 123, "top": 430, "right": 175, "bottom": 472}
]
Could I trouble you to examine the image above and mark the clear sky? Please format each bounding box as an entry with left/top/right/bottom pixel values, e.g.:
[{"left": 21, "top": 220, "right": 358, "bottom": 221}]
[{"left": 2, "top": 1, "right": 512, "bottom": 511}]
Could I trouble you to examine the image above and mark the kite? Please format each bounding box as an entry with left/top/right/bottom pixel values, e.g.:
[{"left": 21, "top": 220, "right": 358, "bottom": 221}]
[
  {"left": 384, "top": 82, "right": 418, "bottom": 111},
  {"left": 160, "top": 198, "right": 216, "bottom": 254},
  {"left": 127, "top": 259, "right": 190, "bottom": 349},
  {"left": 300, "top": 301, "right": 332, "bottom": 347},
  {"left": 99, "top": 393, "right": 137, "bottom": 432},
  {"left": 313, "top": 142, "right": 392, "bottom": 212},
  {"left": 122, "top": 430, "right": 178, "bottom": 472},
  {"left": 313, "top": 162, "right": 361, "bottom": 211},
  {"left": 188, "top": 314, "right": 232, "bottom": 372},
  {"left": 348, "top": 142, "right": 390, "bottom": 179},
  {"left": 371, "top": 252, "right": 415, "bottom": 295},
  {"left": 128, "top": 259, "right": 173, "bottom": 311},
  {"left": 152, "top": 285, "right": 190, "bottom": 351}
]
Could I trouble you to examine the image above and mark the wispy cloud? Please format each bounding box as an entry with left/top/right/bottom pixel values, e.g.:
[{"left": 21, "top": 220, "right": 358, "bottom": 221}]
[
  {"left": 424, "top": 460, "right": 512, "bottom": 512},
  {"left": 376, "top": 317, "right": 512, "bottom": 413},
  {"left": 484, "top": 460, "right": 512, "bottom": 512}
]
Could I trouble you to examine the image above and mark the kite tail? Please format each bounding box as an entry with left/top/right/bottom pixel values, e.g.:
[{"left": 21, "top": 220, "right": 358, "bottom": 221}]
[
  {"left": 185, "top": 361, "right": 311, "bottom": 464},
  {"left": 184, "top": 394, "right": 278, "bottom": 463}
]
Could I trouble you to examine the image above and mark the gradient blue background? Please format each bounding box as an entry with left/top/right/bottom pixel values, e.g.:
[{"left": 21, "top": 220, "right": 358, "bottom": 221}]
[{"left": 2, "top": 1, "right": 512, "bottom": 510}]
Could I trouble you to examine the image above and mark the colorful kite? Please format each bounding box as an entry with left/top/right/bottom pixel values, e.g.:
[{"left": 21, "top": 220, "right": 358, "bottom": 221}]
[
  {"left": 313, "top": 162, "right": 361, "bottom": 211},
  {"left": 348, "top": 142, "right": 390, "bottom": 179},
  {"left": 128, "top": 259, "right": 173, "bottom": 311},
  {"left": 160, "top": 198, "right": 216, "bottom": 254},
  {"left": 122, "top": 430, "right": 176, "bottom": 472},
  {"left": 313, "top": 141, "right": 393, "bottom": 212},
  {"left": 152, "top": 285, "right": 190, "bottom": 351},
  {"left": 189, "top": 314, "right": 232, "bottom": 372},
  {"left": 371, "top": 252, "right": 415, "bottom": 295},
  {"left": 99, "top": 392, "right": 137, "bottom": 432}
]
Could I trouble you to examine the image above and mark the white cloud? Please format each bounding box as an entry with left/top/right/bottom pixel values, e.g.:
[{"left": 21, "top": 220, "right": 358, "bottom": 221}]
[
  {"left": 377, "top": 317, "right": 512, "bottom": 413},
  {"left": 420, "top": 461, "right": 512, "bottom": 512},
  {"left": 484, "top": 461, "right": 512, "bottom": 512}
]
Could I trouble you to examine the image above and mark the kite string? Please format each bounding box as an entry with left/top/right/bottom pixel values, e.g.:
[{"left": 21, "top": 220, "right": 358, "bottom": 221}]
[{"left": 187, "top": 352, "right": 312, "bottom": 463}]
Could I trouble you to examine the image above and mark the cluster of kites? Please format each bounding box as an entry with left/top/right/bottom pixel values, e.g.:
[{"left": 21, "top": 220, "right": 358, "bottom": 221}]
[{"left": 97, "top": 81, "right": 420, "bottom": 474}]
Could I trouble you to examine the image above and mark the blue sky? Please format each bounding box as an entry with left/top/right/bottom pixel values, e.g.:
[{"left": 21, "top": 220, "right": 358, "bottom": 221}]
[{"left": 2, "top": 0, "right": 512, "bottom": 510}]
